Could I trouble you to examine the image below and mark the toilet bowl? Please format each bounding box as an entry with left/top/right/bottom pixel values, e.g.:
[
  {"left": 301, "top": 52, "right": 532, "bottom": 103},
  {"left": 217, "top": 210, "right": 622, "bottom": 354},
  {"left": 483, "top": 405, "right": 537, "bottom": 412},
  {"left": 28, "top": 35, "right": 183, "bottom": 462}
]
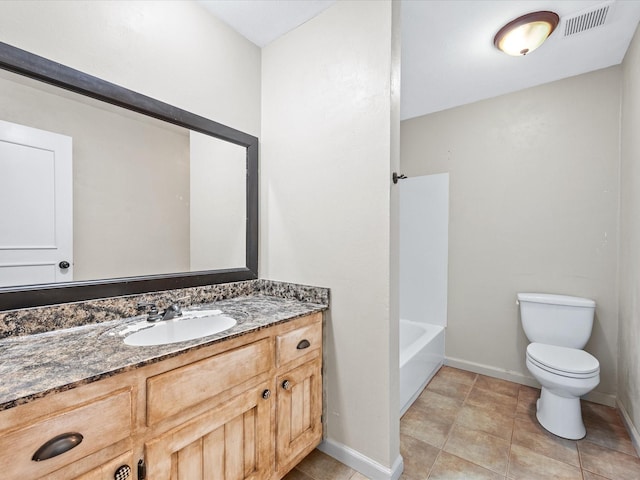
[
  {"left": 525, "top": 343, "right": 599, "bottom": 439},
  {"left": 517, "top": 293, "right": 600, "bottom": 440}
]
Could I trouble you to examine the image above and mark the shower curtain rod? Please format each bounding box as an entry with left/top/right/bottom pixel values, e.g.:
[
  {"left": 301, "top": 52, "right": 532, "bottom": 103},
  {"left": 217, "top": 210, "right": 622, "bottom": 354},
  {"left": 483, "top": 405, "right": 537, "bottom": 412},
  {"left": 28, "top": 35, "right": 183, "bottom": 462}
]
[{"left": 392, "top": 172, "right": 407, "bottom": 184}]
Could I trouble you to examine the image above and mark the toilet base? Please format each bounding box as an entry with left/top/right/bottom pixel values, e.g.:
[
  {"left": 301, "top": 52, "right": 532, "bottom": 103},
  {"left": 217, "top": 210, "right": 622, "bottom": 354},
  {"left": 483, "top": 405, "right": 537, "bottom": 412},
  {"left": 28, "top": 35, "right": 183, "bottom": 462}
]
[{"left": 536, "top": 387, "right": 586, "bottom": 440}]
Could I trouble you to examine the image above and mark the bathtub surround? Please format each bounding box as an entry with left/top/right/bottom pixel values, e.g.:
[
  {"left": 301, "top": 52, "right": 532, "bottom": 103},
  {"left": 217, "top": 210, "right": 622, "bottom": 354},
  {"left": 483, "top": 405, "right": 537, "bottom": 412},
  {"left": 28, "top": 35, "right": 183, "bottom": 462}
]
[
  {"left": 399, "top": 174, "right": 449, "bottom": 328},
  {"left": 619, "top": 22, "right": 640, "bottom": 454},
  {"left": 398, "top": 174, "right": 448, "bottom": 415},
  {"left": 261, "top": 2, "right": 402, "bottom": 478}
]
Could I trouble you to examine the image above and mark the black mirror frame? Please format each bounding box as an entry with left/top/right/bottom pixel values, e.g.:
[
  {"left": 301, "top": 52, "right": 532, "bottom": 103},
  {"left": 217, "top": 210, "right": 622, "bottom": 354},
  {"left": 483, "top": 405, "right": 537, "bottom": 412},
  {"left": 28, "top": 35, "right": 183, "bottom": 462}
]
[{"left": 0, "top": 42, "right": 258, "bottom": 311}]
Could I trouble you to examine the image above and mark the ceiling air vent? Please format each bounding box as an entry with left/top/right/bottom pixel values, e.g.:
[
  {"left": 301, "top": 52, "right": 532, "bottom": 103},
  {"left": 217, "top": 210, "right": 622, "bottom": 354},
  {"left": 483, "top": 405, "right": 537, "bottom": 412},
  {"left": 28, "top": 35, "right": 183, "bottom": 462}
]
[{"left": 563, "top": 2, "right": 612, "bottom": 37}]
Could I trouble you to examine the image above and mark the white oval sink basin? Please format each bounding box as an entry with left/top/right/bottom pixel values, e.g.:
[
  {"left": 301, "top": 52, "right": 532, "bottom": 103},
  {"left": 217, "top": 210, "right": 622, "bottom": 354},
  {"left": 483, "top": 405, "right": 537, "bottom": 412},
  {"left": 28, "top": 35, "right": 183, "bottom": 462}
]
[{"left": 124, "top": 313, "right": 236, "bottom": 346}]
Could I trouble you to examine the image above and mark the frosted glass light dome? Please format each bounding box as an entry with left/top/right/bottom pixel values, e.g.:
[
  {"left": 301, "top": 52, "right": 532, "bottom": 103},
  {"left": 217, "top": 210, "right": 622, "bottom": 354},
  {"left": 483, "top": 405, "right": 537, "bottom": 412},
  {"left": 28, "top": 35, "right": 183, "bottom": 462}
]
[{"left": 494, "top": 11, "right": 560, "bottom": 56}]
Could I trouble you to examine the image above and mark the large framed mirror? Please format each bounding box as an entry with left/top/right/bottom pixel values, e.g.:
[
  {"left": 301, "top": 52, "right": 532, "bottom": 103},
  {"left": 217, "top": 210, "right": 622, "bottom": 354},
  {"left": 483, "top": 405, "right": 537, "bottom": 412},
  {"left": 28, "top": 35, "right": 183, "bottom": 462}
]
[{"left": 0, "top": 42, "right": 258, "bottom": 310}]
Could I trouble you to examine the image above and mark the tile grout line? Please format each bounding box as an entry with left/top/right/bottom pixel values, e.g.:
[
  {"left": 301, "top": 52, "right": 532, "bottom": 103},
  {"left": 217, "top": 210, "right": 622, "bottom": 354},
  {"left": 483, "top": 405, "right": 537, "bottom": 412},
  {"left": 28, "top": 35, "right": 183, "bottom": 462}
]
[
  {"left": 431, "top": 372, "right": 480, "bottom": 478},
  {"left": 425, "top": 445, "right": 443, "bottom": 479},
  {"left": 505, "top": 386, "right": 519, "bottom": 480},
  {"left": 466, "top": 375, "right": 517, "bottom": 478},
  {"left": 576, "top": 437, "right": 587, "bottom": 480},
  {"left": 425, "top": 370, "right": 478, "bottom": 479}
]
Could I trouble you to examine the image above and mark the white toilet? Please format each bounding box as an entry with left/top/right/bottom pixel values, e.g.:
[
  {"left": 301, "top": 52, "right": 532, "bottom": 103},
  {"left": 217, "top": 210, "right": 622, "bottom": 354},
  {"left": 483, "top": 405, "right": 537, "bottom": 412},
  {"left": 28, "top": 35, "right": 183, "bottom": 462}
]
[{"left": 517, "top": 292, "right": 600, "bottom": 440}]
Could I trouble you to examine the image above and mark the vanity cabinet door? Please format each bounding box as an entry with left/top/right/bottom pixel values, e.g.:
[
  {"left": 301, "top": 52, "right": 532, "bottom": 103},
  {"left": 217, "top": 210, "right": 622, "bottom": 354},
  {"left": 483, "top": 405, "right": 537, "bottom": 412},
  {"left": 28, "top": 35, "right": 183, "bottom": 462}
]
[
  {"left": 275, "top": 359, "right": 322, "bottom": 476},
  {"left": 144, "top": 381, "right": 273, "bottom": 480}
]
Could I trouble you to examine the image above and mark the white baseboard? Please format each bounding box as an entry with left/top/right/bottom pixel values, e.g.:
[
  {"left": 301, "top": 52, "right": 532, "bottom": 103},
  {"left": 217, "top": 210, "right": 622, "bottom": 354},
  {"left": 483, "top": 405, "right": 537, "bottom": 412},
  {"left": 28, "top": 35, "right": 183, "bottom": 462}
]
[
  {"left": 584, "top": 389, "right": 617, "bottom": 407},
  {"left": 445, "top": 356, "right": 538, "bottom": 387},
  {"left": 617, "top": 400, "right": 640, "bottom": 457},
  {"left": 318, "top": 438, "right": 404, "bottom": 480},
  {"left": 445, "top": 356, "right": 616, "bottom": 407}
]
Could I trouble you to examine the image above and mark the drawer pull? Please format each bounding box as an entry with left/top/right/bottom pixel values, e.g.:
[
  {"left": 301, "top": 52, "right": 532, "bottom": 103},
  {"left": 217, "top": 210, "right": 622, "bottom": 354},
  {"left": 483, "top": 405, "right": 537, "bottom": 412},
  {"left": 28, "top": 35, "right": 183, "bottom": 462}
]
[
  {"left": 32, "top": 432, "right": 83, "bottom": 461},
  {"left": 296, "top": 339, "right": 311, "bottom": 350}
]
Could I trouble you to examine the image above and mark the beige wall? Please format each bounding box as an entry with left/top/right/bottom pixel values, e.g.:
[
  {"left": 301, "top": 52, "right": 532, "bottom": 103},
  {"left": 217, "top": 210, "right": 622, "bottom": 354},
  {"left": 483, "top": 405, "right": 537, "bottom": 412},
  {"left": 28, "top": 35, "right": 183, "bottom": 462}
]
[
  {"left": 261, "top": 0, "right": 401, "bottom": 474},
  {"left": 401, "top": 67, "right": 621, "bottom": 400},
  {"left": 190, "top": 133, "right": 246, "bottom": 271},
  {"left": 619, "top": 24, "right": 640, "bottom": 439},
  {"left": 0, "top": 0, "right": 260, "bottom": 136}
]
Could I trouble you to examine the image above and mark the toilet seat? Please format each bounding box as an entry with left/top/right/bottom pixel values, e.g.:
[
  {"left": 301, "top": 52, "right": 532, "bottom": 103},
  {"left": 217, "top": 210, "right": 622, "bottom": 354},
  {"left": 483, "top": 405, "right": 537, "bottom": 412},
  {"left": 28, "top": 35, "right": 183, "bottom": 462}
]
[{"left": 527, "top": 343, "right": 599, "bottom": 379}]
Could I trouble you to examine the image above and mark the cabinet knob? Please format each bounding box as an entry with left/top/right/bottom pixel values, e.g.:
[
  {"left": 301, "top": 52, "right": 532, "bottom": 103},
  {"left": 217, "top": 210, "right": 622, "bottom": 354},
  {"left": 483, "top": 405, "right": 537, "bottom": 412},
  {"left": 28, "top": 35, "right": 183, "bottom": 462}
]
[
  {"left": 262, "top": 389, "right": 271, "bottom": 399},
  {"left": 282, "top": 380, "right": 291, "bottom": 390},
  {"left": 114, "top": 464, "right": 131, "bottom": 480}
]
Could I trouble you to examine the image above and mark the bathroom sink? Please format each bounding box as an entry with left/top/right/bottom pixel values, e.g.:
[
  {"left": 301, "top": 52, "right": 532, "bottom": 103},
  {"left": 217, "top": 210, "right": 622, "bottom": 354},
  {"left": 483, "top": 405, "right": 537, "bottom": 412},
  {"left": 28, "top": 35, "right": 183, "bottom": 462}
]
[{"left": 123, "top": 310, "right": 236, "bottom": 346}]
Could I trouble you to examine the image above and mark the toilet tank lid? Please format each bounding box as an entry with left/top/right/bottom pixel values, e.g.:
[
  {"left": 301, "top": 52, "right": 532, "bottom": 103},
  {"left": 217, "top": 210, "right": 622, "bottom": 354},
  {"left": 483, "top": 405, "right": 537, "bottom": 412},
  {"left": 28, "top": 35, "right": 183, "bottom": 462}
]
[{"left": 517, "top": 293, "right": 595, "bottom": 308}]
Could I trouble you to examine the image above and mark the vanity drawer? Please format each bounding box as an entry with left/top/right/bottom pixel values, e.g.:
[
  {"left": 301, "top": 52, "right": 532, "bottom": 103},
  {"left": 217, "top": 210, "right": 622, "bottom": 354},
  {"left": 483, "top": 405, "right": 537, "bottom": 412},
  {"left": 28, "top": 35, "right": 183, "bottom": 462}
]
[
  {"left": 146, "top": 338, "right": 273, "bottom": 425},
  {"left": 276, "top": 314, "right": 322, "bottom": 367},
  {"left": 0, "top": 388, "right": 132, "bottom": 479}
]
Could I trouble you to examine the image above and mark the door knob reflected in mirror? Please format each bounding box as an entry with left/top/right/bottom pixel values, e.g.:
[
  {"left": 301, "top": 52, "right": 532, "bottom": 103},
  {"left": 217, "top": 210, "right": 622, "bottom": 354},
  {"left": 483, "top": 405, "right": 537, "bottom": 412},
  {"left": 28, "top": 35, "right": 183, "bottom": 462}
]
[{"left": 58, "top": 261, "right": 70, "bottom": 269}]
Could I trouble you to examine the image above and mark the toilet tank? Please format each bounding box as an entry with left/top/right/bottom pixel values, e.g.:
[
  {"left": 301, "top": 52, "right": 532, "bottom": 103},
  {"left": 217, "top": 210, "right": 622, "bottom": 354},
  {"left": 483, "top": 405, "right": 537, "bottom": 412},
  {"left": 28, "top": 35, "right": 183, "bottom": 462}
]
[{"left": 517, "top": 293, "right": 596, "bottom": 349}]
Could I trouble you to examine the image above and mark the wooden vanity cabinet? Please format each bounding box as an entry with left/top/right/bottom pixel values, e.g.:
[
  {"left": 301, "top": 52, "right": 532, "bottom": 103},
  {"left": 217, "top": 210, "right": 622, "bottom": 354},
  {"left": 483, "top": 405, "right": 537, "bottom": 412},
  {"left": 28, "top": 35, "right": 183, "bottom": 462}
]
[
  {"left": 141, "top": 312, "right": 323, "bottom": 480},
  {"left": 0, "top": 311, "right": 322, "bottom": 480}
]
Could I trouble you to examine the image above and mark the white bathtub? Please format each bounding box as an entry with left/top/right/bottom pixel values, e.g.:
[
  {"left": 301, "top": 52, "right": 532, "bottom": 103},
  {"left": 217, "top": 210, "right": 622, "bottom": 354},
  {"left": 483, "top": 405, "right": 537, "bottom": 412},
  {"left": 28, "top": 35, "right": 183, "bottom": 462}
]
[{"left": 400, "top": 319, "right": 445, "bottom": 415}]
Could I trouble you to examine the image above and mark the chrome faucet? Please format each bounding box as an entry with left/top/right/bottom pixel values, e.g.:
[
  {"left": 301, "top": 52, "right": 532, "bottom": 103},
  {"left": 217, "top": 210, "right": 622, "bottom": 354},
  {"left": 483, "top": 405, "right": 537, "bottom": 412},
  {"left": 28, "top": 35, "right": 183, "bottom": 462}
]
[
  {"left": 137, "top": 296, "right": 189, "bottom": 322},
  {"left": 161, "top": 303, "right": 183, "bottom": 321}
]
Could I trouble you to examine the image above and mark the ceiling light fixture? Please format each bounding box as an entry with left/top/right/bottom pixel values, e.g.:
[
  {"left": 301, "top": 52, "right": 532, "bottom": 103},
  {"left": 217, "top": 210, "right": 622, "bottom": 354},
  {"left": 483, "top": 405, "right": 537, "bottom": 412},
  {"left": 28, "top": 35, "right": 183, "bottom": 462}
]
[{"left": 494, "top": 11, "right": 560, "bottom": 56}]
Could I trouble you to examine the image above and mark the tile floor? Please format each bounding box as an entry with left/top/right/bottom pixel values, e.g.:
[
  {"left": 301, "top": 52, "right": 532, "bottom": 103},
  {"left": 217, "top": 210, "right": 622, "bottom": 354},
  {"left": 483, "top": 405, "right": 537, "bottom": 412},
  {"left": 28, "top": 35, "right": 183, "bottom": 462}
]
[{"left": 285, "top": 366, "right": 640, "bottom": 480}]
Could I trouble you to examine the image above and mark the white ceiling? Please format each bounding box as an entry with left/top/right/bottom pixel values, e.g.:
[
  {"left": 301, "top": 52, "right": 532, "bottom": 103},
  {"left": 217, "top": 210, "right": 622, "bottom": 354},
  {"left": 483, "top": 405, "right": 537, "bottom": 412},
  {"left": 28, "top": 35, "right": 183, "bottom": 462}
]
[
  {"left": 199, "top": 0, "right": 336, "bottom": 47},
  {"left": 199, "top": 0, "right": 640, "bottom": 120}
]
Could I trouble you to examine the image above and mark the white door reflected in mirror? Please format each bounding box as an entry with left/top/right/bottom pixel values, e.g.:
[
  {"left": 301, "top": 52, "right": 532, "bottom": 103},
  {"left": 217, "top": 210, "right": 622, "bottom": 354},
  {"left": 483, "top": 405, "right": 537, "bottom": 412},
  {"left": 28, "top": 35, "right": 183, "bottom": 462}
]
[{"left": 0, "top": 120, "right": 73, "bottom": 287}]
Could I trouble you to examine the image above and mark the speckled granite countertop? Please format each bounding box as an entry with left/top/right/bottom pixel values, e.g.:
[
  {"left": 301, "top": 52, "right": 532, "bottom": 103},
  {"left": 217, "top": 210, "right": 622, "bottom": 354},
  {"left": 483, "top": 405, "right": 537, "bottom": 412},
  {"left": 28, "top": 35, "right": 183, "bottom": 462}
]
[{"left": 0, "top": 283, "right": 328, "bottom": 411}]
